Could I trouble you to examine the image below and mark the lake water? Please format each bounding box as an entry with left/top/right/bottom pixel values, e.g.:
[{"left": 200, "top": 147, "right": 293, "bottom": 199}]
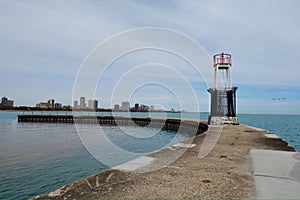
[{"left": 0, "top": 112, "right": 299, "bottom": 200}]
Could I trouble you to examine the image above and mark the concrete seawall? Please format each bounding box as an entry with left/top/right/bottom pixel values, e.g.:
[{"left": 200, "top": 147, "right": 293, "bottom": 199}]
[
  {"left": 32, "top": 123, "right": 299, "bottom": 200},
  {"left": 18, "top": 115, "right": 208, "bottom": 135}
]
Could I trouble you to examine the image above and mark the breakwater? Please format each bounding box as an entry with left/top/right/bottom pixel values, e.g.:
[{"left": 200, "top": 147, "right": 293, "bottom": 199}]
[
  {"left": 33, "top": 124, "right": 298, "bottom": 200},
  {"left": 17, "top": 115, "right": 208, "bottom": 135}
]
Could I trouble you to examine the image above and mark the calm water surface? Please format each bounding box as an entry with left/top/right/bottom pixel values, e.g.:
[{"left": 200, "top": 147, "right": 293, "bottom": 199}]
[
  {"left": 0, "top": 112, "right": 299, "bottom": 200},
  {"left": 0, "top": 112, "right": 195, "bottom": 200}
]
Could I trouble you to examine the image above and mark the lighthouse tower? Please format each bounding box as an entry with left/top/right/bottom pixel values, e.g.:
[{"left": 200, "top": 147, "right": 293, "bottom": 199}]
[{"left": 208, "top": 52, "right": 239, "bottom": 125}]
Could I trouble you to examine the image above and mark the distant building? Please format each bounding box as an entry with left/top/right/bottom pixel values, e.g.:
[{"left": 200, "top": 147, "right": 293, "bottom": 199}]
[
  {"left": 88, "top": 99, "right": 98, "bottom": 110},
  {"left": 62, "top": 105, "right": 72, "bottom": 110},
  {"left": 48, "top": 99, "right": 55, "bottom": 109},
  {"left": 113, "top": 104, "right": 120, "bottom": 111},
  {"left": 54, "top": 103, "right": 62, "bottom": 109},
  {"left": 140, "top": 104, "right": 149, "bottom": 112},
  {"left": 73, "top": 100, "right": 78, "bottom": 110},
  {"left": 150, "top": 105, "right": 154, "bottom": 112},
  {"left": 79, "top": 97, "right": 86, "bottom": 109},
  {"left": 0, "top": 96, "right": 14, "bottom": 109},
  {"left": 134, "top": 103, "right": 139, "bottom": 112},
  {"left": 121, "top": 101, "right": 130, "bottom": 111},
  {"left": 36, "top": 102, "right": 48, "bottom": 109}
]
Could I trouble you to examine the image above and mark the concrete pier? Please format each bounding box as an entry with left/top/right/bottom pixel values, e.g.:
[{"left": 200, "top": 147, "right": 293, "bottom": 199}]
[
  {"left": 250, "top": 149, "right": 300, "bottom": 199},
  {"left": 33, "top": 124, "right": 298, "bottom": 200},
  {"left": 18, "top": 115, "right": 208, "bottom": 135}
]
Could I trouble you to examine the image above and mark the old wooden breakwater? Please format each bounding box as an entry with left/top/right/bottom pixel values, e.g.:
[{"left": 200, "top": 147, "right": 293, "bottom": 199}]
[{"left": 18, "top": 115, "right": 208, "bottom": 135}]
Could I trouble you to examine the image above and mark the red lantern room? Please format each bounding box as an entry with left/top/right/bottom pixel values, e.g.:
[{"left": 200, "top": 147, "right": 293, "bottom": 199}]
[
  {"left": 213, "top": 52, "right": 232, "bottom": 67},
  {"left": 212, "top": 52, "right": 232, "bottom": 88}
]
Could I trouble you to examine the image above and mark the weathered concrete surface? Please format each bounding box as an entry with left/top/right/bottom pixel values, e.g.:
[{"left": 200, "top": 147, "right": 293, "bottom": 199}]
[
  {"left": 113, "top": 156, "right": 154, "bottom": 171},
  {"left": 34, "top": 125, "right": 296, "bottom": 200},
  {"left": 250, "top": 149, "right": 300, "bottom": 199}
]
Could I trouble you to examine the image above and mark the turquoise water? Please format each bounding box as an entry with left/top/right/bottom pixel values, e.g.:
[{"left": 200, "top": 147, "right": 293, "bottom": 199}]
[
  {"left": 0, "top": 112, "right": 195, "bottom": 200},
  {"left": 0, "top": 112, "right": 299, "bottom": 200},
  {"left": 238, "top": 114, "right": 300, "bottom": 150}
]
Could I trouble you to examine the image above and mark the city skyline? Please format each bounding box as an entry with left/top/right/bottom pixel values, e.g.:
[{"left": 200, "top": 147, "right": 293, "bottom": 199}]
[
  {"left": 0, "top": 95, "right": 173, "bottom": 112},
  {"left": 0, "top": 1, "right": 300, "bottom": 114}
]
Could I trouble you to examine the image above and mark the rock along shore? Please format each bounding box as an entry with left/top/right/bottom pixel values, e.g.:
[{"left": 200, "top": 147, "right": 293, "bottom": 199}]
[{"left": 34, "top": 124, "right": 296, "bottom": 200}]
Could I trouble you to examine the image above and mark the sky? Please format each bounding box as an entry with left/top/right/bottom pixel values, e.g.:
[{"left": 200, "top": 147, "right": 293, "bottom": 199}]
[{"left": 0, "top": 0, "right": 300, "bottom": 114}]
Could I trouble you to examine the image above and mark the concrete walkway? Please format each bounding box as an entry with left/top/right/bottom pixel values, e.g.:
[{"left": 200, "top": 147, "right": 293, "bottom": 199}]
[
  {"left": 34, "top": 125, "right": 297, "bottom": 200},
  {"left": 113, "top": 156, "right": 154, "bottom": 171},
  {"left": 250, "top": 149, "right": 300, "bottom": 199},
  {"left": 198, "top": 125, "right": 223, "bottom": 158}
]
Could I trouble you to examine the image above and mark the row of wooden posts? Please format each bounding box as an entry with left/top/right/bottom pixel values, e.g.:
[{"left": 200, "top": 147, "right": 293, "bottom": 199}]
[{"left": 18, "top": 115, "right": 208, "bottom": 135}]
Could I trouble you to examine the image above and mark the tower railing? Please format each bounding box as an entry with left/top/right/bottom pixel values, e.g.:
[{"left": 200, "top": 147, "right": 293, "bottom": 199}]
[{"left": 214, "top": 52, "right": 232, "bottom": 67}]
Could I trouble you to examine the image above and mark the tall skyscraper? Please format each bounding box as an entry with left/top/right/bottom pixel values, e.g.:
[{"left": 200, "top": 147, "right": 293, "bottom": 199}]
[
  {"left": 88, "top": 99, "right": 98, "bottom": 110},
  {"left": 48, "top": 99, "right": 55, "bottom": 109},
  {"left": 114, "top": 104, "right": 120, "bottom": 111},
  {"left": 1, "top": 97, "right": 7, "bottom": 105},
  {"left": 121, "top": 101, "right": 130, "bottom": 111},
  {"left": 73, "top": 100, "right": 78, "bottom": 110},
  {"left": 134, "top": 103, "right": 139, "bottom": 112},
  {"left": 0, "top": 96, "right": 14, "bottom": 109},
  {"left": 79, "top": 97, "right": 86, "bottom": 109}
]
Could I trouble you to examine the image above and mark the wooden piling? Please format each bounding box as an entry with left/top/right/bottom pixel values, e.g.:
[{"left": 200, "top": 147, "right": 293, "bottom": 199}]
[{"left": 18, "top": 115, "right": 208, "bottom": 135}]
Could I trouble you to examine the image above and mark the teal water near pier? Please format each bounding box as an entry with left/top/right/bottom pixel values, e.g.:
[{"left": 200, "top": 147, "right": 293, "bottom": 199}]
[{"left": 0, "top": 112, "right": 299, "bottom": 199}]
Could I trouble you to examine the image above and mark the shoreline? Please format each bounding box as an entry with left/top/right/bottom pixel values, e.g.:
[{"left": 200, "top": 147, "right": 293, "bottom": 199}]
[{"left": 33, "top": 124, "right": 297, "bottom": 199}]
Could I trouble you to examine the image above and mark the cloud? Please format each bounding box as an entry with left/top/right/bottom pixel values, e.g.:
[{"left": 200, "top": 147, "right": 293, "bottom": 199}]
[
  {"left": 159, "top": 0, "right": 300, "bottom": 86},
  {"left": 0, "top": 0, "right": 299, "bottom": 113},
  {"left": 0, "top": 0, "right": 127, "bottom": 75}
]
